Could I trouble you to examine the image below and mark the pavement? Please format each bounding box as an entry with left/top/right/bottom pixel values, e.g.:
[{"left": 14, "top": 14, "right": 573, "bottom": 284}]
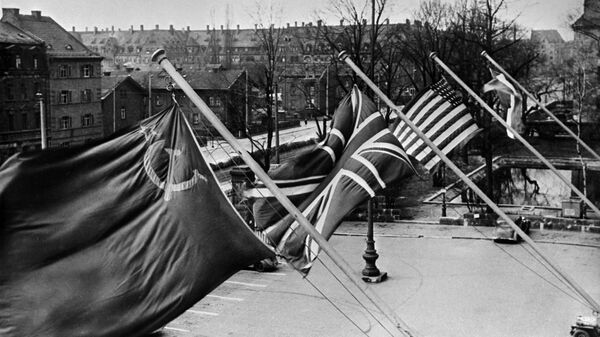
[
  {"left": 151, "top": 221, "right": 600, "bottom": 337},
  {"left": 150, "top": 131, "right": 600, "bottom": 336}
]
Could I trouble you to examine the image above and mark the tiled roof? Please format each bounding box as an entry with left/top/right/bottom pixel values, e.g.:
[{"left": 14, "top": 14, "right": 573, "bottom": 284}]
[
  {"left": 100, "top": 75, "right": 145, "bottom": 98},
  {"left": 128, "top": 69, "right": 243, "bottom": 90},
  {"left": 573, "top": 0, "right": 600, "bottom": 31},
  {"left": 531, "top": 30, "right": 564, "bottom": 44},
  {"left": 0, "top": 21, "right": 42, "bottom": 44},
  {"left": 3, "top": 10, "right": 100, "bottom": 58}
]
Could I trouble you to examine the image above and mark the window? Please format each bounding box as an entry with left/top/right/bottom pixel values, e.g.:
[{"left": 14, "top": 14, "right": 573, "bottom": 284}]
[
  {"left": 59, "top": 90, "right": 72, "bottom": 104},
  {"left": 8, "top": 112, "right": 15, "bottom": 131},
  {"left": 82, "top": 114, "right": 93, "bottom": 126},
  {"left": 60, "top": 116, "right": 72, "bottom": 129},
  {"left": 81, "top": 89, "right": 92, "bottom": 103},
  {"left": 155, "top": 95, "right": 162, "bottom": 106},
  {"left": 20, "top": 83, "right": 27, "bottom": 100},
  {"left": 120, "top": 107, "right": 126, "bottom": 119},
  {"left": 58, "top": 65, "right": 71, "bottom": 78},
  {"left": 193, "top": 113, "right": 200, "bottom": 124},
  {"left": 5, "top": 82, "right": 14, "bottom": 101},
  {"left": 209, "top": 96, "right": 222, "bottom": 107},
  {"left": 81, "top": 64, "right": 92, "bottom": 77},
  {"left": 15, "top": 55, "right": 21, "bottom": 69},
  {"left": 33, "top": 57, "right": 38, "bottom": 69},
  {"left": 21, "top": 112, "right": 28, "bottom": 129}
]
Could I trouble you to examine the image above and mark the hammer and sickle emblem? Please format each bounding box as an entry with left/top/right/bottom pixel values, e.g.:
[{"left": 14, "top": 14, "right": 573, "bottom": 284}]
[{"left": 143, "top": 138, "right": 207, "bottom": 201}]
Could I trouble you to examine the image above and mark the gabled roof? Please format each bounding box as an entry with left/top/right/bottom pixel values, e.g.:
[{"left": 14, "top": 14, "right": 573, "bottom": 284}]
[
  {"left": 0, "top": 21, "right": 42, "bottom": 44},
  {"left": 531, "top": 30, "right": 564, "bottom": 44},
  {"left": 1, "top": 8, "right": 100, "bottom": 58},
  {"left": 101, "top": 75, "right": 146, "bottom": 99},
  {"left": 572, "top": 0, "right": 600, "bottom": 33}
]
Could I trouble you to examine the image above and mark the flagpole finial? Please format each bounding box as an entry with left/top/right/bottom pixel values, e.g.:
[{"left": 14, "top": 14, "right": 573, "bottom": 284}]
[
  {"left": 428, "top": 52, "right": 438, "bottom": 60},
  {"left": 338, "top": 50, "right": 349, "bottom": 61},
  {"left": 151, "top": 49, "right": 167, "bottom": 64},
  {"left": 481, "top": 50, "right": 488, "bottom": 57}
]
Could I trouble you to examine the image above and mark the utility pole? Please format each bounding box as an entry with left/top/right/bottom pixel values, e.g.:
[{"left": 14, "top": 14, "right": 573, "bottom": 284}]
[
  {"left": 148, "top": 75, "right": 152, "bottom": 117},
  {"left": 275, "top": 81, "right": 280, "bottom": 164},
  {"left": 112, "top": 86, "right": 116, "bottom": 133},
  {"left": 36, "top": 92, "right": 47, "bottom": 149}
]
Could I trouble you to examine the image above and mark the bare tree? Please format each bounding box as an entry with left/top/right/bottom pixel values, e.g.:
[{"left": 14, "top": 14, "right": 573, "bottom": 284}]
[{"left": 250, "top": 1, "right": 285, "bottom": 170}]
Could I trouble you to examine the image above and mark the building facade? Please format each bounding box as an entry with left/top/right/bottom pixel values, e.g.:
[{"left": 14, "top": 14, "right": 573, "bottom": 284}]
[
  {"left": 2, "top": 8, "right": 104, "bottom": 148},
  {"left": 101, "top": 75, "right": 147, "bottom": 136},
  {"left": 0, "top": 21, "right": 49, "bottom": 162}
]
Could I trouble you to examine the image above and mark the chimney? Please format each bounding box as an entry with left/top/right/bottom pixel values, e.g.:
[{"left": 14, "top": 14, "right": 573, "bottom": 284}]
[
  {"left": 287, "top": 23, "right": 290, "bottom": 28},
  {"left": 206, "top": 24, "right": 210, "bottom": 32},
  {"left": 317, "top": 20, "right": 322, "bottom": 27},
  {"left": 302, "top": 22, "right": 305, "bottom": 27},
  {"left": 31, "top": 10, "right": 41, "bottom": 19},
  {"left": 362, "top": 19, "right": 367, "bottom": 25},
  {"left": 340, "top": 19, "right": 344, "bottom": 26},
  {"left": 72, "top": 26, "right": 75, "bottom": 32},
  {"left": 187, "top": 26, "right": 190, "bottom": 32},
  {"left": 221, "top": 24, "right": 224, "bottom": 31},
  {"left": 294, "top": 21, "right": 297, "bottom": 27},
  {"left": 130, "top": 25, "right": 134, "bottom": 33},
  {"left": 254, "top": 24, "right": 257, "bottom": 30},
  {"left": 85, "top": 26, "right": 89, "bottom": 32},
  {"left": 94, "top": 26, "right": 98, "bottom": 34},
  {"left": 2, "top": 8, "right": 20, "bottom": 23},
  {"left": 237, "top": 24, "right": 240, "bottom": 32},
  {"left": 406, "top": 19, "right": 410, "bottom": 25},
  {"left": 169, "top": 24, "right": 174, "bottom": 34},
  {"left": 140, "top": 25, "right": 144, "bottom": 31},
  {"left": 155, "top": 24, "right": 159, "bottom": 30},
  {"left": 384, "top": 18, "right": 389, "bottom": 25},
  {"left": 111, "top": 25, "right": 114, "bottom": 33}
]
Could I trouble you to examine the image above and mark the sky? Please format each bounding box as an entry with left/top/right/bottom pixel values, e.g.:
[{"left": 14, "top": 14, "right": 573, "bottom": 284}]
[{"left": 0, "top": 0, "right": 584, "bottom": 40}]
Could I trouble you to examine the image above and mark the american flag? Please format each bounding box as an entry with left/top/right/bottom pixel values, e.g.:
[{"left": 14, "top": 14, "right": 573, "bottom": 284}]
[{"left": 392, "top": 79, "right": 481, "bottom": 171}]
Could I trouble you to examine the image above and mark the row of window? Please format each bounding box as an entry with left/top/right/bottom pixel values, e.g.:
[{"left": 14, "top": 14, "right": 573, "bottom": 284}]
[
  {"left": 57, "top": 89, "right": 95, "bottom": 104},
  {"left": 0, "top": 54, "right": 41, "bottom": 71},
  {"left": 57, "top": 64, "right": 96, "bottom": 78},
  {"left": 4, "top": 81, "right": 43, "bottom": 101},
  {"left": 58, "top": 114, "right": 95, "bottom": 129}
]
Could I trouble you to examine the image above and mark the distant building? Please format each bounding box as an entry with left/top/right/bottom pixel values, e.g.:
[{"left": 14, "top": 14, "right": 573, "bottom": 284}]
[
  {"left": 129, "top": 68, "right": 249, "bottom": 137},
  {"left": 2, "top": 8, "right": 104, "bottom": 148},
  {"left": 101, "top": 75, "right": 147, "bottom": 136},
  {"left": 0, "top": 21, "right": 49, "bottom": 162},
  {"left": 531, "top": 30, "right": 565, "bottom": 64}
]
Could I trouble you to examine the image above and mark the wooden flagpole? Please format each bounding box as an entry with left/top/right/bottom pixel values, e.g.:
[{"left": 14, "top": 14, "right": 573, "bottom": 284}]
[
  {"left": 430, "top": 53, "right": 600, "bottom": 219},
  {"left": 339, "top": 50, "right": 600, "bottom": 313},
  {"left": 151, "top": 49, "right": 416, "bottom": 337},
  {"left": 481, "top": 51, "right": 600, "bottom": 163}
]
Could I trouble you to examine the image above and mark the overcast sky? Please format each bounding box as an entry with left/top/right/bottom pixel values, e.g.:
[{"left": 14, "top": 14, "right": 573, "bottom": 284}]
[{"left": 0, "top": 0, "right": 584, "bottom": 40}]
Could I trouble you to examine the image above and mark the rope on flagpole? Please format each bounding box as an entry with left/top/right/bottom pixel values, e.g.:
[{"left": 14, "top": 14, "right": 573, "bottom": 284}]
[
  {"left": 430, "top": 53, "right": 600, "bottom": 219},
  {"left": 339, "top": 50, "right": 600, "bottom": 313},
  {"left": 152, "top": 49, "right": 416, "bottom": 337},
  {"left": 481, "top": 51, "right": 600, "bottom": 163}
]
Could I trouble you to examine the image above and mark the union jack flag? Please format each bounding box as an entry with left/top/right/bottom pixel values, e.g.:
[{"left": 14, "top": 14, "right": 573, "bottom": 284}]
[{"left": 264, "top": 86, "right": 417, "bottom": 273}]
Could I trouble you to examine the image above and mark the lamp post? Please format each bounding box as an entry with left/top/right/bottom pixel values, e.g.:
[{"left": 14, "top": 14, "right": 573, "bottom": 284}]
[
  {"left": 36, "top": 92, "right": 47, "bottom": 149},
  {"left": 361, "top": 0, "right": 386, "bottom": 283}
]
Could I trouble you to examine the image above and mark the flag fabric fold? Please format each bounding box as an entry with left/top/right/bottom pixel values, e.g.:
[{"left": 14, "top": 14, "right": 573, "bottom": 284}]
[
  {"left": 262, "top": 86, "right": 417, "bottom": 273},
  {"left": 483, "top": 69, "right": 524, "bottom": 139},
  {"left": 0, "top": 105, "right": 274, "bottom": 337},
  {"left": 392, "top": 78, "right": 481, "bottom": 171},
  {"left": 248, "top": 91, "right": 360, "bottom": 230}
]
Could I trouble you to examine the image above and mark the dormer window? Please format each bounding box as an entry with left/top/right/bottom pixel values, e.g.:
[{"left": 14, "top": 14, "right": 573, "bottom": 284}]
[
  {"left": 46, "top": 44, "right": 52, "bottom": 50},
  {"left": 65, "top": 44, "right": 73, "bottom": 50}
]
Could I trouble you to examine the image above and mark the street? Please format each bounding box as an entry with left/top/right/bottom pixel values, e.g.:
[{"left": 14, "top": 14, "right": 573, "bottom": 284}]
[{"left": 152, "top": 223, "right": 600, "bottom": 337}]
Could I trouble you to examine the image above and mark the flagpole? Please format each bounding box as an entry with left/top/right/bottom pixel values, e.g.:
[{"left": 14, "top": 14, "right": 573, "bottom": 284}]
[
  {"left": 430, "top": 53, "right": 600, "bottom": 219},
  {"left": 481, "top": 51, "right": 600, "bottom": 163},
  {"left": 339, "top": 50, "right": 600, "bottom": 313},
  {"left": 151, "top": 49, "right": 415, "bottom": 337}
]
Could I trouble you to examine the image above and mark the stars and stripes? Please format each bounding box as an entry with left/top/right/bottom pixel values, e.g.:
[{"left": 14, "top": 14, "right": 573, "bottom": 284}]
[{"left": 392, "top": 78, "right": 481, "bottom": 172}]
